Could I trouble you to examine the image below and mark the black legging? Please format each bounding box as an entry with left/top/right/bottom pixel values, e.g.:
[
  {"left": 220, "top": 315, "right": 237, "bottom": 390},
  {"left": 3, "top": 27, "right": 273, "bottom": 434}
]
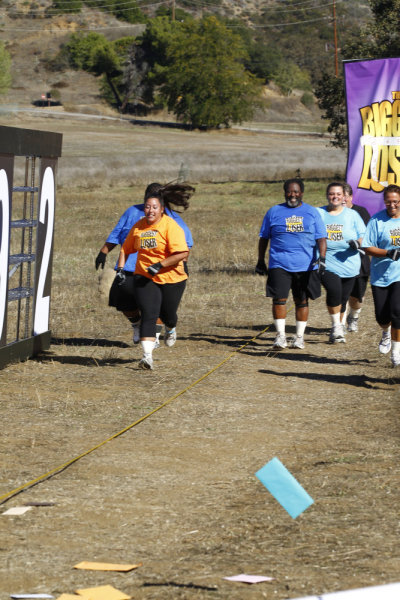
[
  {"left": 133, "top": 275, "right": 187, "bottom": 338},
  {"left": 371, "top": 281, "right": 400, "bottom": 328},
  {"left": 320, "top": 270, "right": 356, "bottom": 312}
]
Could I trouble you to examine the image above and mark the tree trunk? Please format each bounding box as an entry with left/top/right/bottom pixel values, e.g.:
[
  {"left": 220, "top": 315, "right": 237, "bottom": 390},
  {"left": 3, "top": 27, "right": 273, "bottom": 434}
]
[{"left": 106, "top": 73, "right": 122, "bottom": 109}]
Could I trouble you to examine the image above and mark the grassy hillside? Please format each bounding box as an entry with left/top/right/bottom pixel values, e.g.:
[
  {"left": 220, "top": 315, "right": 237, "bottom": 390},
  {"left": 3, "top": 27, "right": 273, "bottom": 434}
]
[{"left": 0, "top": 1, "right": 371, "bottom": 126}]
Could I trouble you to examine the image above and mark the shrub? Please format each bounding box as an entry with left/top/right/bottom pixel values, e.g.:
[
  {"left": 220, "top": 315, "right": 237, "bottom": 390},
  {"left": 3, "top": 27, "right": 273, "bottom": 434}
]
[{"left": 300, "top": 92, "right": 314, "bottom": 109}]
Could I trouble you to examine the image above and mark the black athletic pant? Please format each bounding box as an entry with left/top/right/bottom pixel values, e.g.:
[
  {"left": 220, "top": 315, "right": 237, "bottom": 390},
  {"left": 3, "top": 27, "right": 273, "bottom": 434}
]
[
  {"left": 320, "top": 270, "right": 356, "bottom": 313},
  {"left": 371, "top": 281, "right": 400, "bottom": 329},
  {"left": 133, "top": 275, "right": 187, "bottom": 338}
]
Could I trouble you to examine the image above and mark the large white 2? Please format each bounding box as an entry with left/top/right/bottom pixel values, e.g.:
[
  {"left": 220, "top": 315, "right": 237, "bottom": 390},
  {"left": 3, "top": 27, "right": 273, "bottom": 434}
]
[
  {"left": 0, "top": 169, "right": 9, "bottom": 343},
  {"left": 34, "top": 167, "right": 54, "bottom": 335}
]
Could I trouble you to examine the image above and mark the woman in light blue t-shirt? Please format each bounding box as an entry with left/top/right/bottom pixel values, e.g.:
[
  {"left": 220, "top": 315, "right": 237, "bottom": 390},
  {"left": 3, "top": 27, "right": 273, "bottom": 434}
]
[
  {"left": 362, "top": 184, "right": 400, "bottom": 367},
  {"left": 317, "top": 182, "right": 366, "bottom": 344}
]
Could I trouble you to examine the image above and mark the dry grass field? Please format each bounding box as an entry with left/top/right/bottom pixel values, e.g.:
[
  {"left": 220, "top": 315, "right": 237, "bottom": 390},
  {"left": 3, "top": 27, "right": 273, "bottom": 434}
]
[
  {"left": 1, "top": 110, "right": 345, "bottom": 186},
  {"left": 0, "top": 114, "right": 399, "bottom": 600}
]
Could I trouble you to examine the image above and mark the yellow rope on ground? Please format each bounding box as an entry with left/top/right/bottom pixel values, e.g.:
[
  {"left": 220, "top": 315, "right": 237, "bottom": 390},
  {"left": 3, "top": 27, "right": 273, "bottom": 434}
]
[{"left": 0, "top": 323, "right": 273, "bottom": 505}]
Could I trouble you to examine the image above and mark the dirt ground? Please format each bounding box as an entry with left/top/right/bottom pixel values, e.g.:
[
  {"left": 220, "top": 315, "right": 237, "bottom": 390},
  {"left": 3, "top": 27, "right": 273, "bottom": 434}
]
[
  {"left": 0, "top": 273, "right": 399, "bottom": 599},
  {"left": 0, "top": 124, "right": 397, "bottom": 598}
]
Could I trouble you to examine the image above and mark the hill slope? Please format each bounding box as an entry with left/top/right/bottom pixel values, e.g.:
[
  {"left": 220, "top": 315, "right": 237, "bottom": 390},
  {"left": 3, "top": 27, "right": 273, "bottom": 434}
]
[{"left": 0, "top": 1, "right": 370, "bottom": 123}]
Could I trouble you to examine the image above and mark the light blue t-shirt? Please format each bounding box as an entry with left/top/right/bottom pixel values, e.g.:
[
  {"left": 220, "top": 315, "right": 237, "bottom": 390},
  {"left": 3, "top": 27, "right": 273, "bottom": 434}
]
[
  {"left": 106, "top": 204, "right": 193, "bottom": 272},
  {"left": 362, "top": 209, "right": 400, "bottom": 286},
  {"left": 259, "top": 202, "right": 326, "bottom": 272},
  {"left": 317, "top": 206, "right": 366, "bottom": 278}
]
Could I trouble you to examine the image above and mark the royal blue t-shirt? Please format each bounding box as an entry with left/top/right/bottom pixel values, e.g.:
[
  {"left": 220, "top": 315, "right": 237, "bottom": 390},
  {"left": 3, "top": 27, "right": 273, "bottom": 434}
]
[
  {"left": 362, "top": 209, "right": 400, "bottom": 286},
  {"left": 259, "top": 202, "right": 326, "bottom": 272},
  {"left": 317, "top": 206, "right": 366, "bottom": 278},
  {"left": 106, "top": 204, "right": 193, "bottom": 272}
]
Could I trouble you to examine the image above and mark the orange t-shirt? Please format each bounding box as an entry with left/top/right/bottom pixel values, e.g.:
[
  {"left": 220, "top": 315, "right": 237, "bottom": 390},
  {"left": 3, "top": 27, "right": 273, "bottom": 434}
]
[{"left": 122, "top": 214, "right": 188, "bottom": 284}]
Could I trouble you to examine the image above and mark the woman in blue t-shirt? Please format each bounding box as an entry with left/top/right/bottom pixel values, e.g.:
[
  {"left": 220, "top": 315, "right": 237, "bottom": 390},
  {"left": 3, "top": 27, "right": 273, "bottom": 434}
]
[
  {"left": 362, "top": 184, "right": 400, "bottom": 367},
  {"left": 317, "top": 182, "right": 366, "bottom": 344}
]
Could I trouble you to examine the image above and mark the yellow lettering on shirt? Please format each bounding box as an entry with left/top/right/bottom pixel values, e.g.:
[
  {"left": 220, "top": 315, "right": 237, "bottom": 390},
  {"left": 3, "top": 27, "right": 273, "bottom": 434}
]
[{"left": 326, "top": 223, "right": 343, "bottom": 242}]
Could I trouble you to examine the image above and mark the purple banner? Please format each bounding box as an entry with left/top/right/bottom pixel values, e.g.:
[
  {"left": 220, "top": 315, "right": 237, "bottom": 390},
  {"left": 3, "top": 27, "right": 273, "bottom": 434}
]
[{"left": 344, "top": 57, "right": 400, "bottom": 217}]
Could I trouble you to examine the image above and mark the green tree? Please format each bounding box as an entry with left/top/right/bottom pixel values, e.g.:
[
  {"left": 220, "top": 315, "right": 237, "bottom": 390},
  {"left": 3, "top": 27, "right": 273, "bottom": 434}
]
[
  {"left": 135, "top": 17, "right": 186, "bottom": 104},
  {"left": 0, "top": 42, "right": 11, "bottom": 94},
  {"left": 316, "top": 0, "right": 400, "bottom": 147},
  {"left": 314, "top": 73, "right": 346, "bottom": 148},
  {"left": 63, "top": 33, "right": 123, "bottom": 106},
  {"left": 246, "top": 40, "right": 283, "bottom": 84},
  {"left": 156, "top": 16, "right": 263, "bottom": 128},
  {"left": 50, "top": 0, "right": 82, "bottom": 13},
  {"left": 111, "top": 0, "right": 145, "bottom": 24},
  {"left": 155, "top": 4, "right": 193, "bottom": 22},
  {"left": 271, "top": 61, "right": 311, "bottom": 96}
]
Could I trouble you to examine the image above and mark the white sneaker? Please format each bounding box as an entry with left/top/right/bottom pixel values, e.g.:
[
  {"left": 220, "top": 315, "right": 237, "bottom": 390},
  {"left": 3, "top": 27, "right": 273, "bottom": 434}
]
[
  {"left": 289, "top": 335, "right": 305, "bottom": 349},
  {"left": 329, "top": 324, "right": 346, "bottom": 343},
  {"left": 347, "top": 316, "right": 359, "bottom": 332},
  {"left": 164, "top": 327, "right": 177, "bottom": 347},
  {"left": 391, "top": 352, "right": 400, "bottom": 367},
  {"left": 132, "top": 320, "right": 140, "bottom": 344},
  {"left": 379, "top": 330, "right": 391, "bottom": 354},
  {"left": 138, "top": 354, "right": 153, "bottom": 370},
  {"left": 273, "top": 333, "right": 287, "bottom": 349}
]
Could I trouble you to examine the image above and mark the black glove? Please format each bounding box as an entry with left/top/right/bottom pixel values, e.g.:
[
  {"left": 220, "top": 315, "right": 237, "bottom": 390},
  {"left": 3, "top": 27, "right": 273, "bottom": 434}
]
[
  {"left": 387, "top": 248, "right": 400, "bottom": 261},
  {"left": 116, "top": 267, "right": 126, "bottom": 285},
  {"left": 147, "top": 262, "right": 163, "bottom": 276},
  {"left": 255, "top": 259, "right": 268, "bottom": 276},
  {"left": 316, "top": 257, "right": 326, "bottom": 275},
  {"left": 348, "top": 240, "right": 366, "bottom": 255},
  {"left": 95, "top": 251, "right": 107, "bottom": 270},
  {"left": 348, "top": 239, "right": 360, "bottom": 251}
]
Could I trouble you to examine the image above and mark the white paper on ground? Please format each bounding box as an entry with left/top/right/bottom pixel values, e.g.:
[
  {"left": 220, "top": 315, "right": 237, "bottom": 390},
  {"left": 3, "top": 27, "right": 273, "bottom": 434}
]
[
  {"left": 289, "top": 582, "right": 400, "bottom": 600},
  {"left": 3, "top": 506, "right": 32, "bottom": 516},
  {"left": 10, "top": 595, "right": 54, "bottom": 599},
  {"left": 224, "top": 574, "right": 274, "bottom": 584}
]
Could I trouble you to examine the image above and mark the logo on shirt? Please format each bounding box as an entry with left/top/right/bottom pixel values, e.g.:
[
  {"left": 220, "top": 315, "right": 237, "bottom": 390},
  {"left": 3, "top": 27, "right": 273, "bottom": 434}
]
[
  {"left": 140, "top": 230, "right": 157, "bottom": 249},
  {"left": 326, "top": 223, "right": 343, "bottom": 241},
  {"left": 389, "top": 227, "right": 400, "bottom": 247},
  {"left": 285, "top": 215, "right": 304, "bottom": 232}
]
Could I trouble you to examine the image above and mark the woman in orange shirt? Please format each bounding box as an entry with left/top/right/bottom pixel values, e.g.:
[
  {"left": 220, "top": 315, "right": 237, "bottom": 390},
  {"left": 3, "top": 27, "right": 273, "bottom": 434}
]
[{"left": 118, "top": 185, "right": 193, "bottom": 370}]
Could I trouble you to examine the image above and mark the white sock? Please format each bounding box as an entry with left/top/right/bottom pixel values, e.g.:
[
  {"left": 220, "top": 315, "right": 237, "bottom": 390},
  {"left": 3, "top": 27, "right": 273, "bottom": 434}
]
[
  {"left": 349, "top": 308, "right": 361, "bottom": 319},
  {"left": 391, "top": 340, "right": 400, "bottom": 355},
  {"left": 141, "top": 340, "right": 154, "bottom": 356},
  {"left": 382, "top": 326, "right": 391, "bottom": 336},
  {"left": 342, "top": 305, "right": 348, "bottom": 323},
  {"left": 331, "top": 312, "right": 341, "bottom": 326},
  {"left": 274, "top": 319, "right": 285, "bottom": 335},
  {"left": 296, "top": 321, "right": 307, "bottom": 336}
]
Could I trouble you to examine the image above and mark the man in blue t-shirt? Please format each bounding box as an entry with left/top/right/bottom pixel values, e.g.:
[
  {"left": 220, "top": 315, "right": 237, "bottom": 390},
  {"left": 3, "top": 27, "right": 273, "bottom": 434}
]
[
  {"left": 95, "top": 182, "right": 193, "bottom": 346},
  {"left": 256, "top": 178, "right": 327, "bottom": 350}
]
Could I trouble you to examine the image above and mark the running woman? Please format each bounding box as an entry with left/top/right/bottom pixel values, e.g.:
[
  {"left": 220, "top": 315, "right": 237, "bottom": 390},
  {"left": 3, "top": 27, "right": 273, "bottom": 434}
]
[
  {"left": 118, "top": 189, "right": 189, "bottom": 370},
  {"left": 362, "top": 184, "right": 400, "bottom": 367},
  {"left": 342, "top": 183, "right": 371, "bottom": 333},
  {"left": 317, "top": 182, "right": 366, "bottom": 343},
  {"left": 95, "top": 182, "right": 193, "bottom": 346}
]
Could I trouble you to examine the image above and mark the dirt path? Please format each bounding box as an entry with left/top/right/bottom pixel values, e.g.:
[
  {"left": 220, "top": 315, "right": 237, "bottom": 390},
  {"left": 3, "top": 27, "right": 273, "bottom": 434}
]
[{"left": 1, "top": 284, "right": 399, "bottom": 599}]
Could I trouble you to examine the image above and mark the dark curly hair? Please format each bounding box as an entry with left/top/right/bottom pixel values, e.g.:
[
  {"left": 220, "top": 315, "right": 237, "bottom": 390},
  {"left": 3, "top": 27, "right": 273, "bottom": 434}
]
[
  {"left": 283, "top": 178, "right": 304, "bottom": 193},
  {"left": 384, "top": 184, "right": 400, "bottom": 199},
  {"left": 144, "top": 181, "right": 195, "bottom": 213}
]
